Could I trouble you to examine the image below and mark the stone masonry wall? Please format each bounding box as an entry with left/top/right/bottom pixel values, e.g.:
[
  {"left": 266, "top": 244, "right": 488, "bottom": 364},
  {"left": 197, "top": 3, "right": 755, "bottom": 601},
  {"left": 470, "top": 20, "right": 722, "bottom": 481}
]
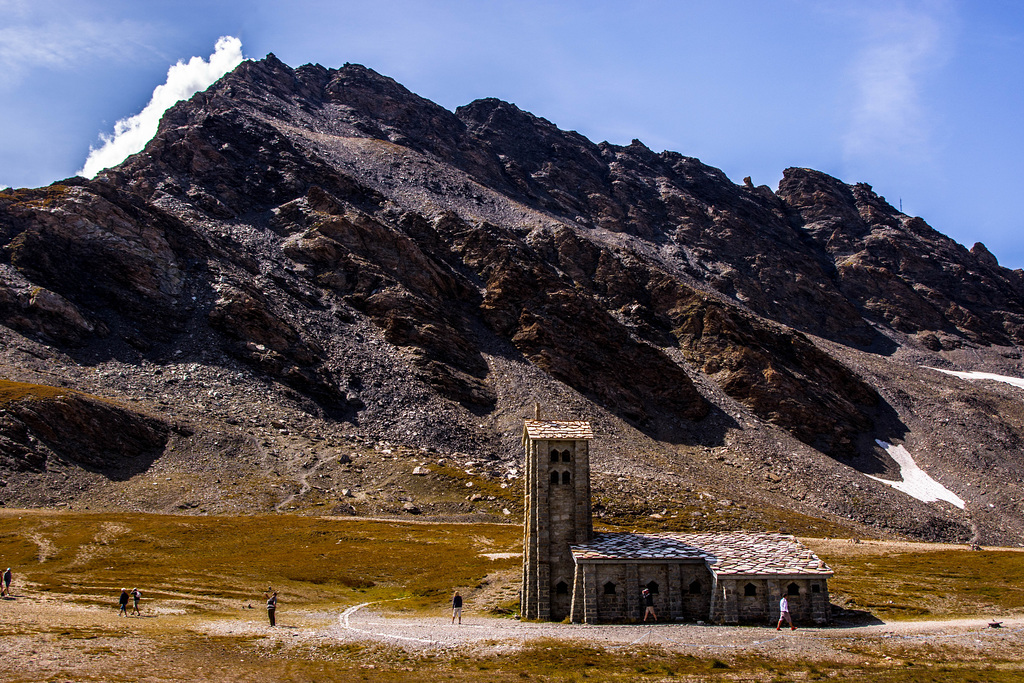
[
  {"left": 710, "top": 577, "right": 831, "bottom": 625},
  {"left": 578, "top": 561, "right": 712, "bottom": 622},
  {"left": 523, "top": 434, "right": 592, "bottom": 622}
]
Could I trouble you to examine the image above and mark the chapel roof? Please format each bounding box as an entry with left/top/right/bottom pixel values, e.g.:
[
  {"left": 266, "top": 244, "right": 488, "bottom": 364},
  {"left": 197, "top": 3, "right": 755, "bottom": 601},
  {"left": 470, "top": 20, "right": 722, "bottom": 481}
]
[
  {"left": 523, "top": 420, "right": 594, "bottom": 440},
  {"left": 571, "top": 531, "right": 832, "bottom": 577}
]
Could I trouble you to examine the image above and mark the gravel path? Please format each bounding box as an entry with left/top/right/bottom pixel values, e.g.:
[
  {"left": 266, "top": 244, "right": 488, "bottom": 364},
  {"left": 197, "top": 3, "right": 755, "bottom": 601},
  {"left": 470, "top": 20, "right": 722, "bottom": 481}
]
[{"left": 331, "top": 602, "right": 1024, "bottom": 660}]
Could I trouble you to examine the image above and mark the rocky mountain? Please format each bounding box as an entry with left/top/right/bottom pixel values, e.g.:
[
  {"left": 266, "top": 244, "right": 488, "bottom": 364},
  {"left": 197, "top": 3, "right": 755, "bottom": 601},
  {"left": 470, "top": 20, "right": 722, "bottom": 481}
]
[{"left": 1, "top": 55, "right": 1022, "bottom": 544}]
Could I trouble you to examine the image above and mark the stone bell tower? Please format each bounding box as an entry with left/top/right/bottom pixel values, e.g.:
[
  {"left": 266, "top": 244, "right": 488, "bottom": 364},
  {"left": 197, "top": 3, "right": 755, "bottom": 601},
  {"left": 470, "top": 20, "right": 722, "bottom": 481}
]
[{"left": 521, "top": 408, "right": 594, "bottom": 621}]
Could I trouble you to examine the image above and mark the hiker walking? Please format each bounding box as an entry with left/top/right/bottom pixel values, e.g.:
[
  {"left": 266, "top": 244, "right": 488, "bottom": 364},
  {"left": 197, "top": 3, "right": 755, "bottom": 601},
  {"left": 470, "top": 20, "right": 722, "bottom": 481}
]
[
  {"left": 1, "top": 567, "right": 10, "bottom": 597},
  {"left": 131, "top": 588, "right": 142, "bottom": 616},
  {"left": 777, "top": 595, "right": 796, "bottom": 630},
  {"left": 264, "top": 588, "right": 277, "bottom": 627},
  {"left": 451, "top": 591, "right": 463, "bottom": 624},
  {"left": 642, "top": 587, "right": 657, "bottom": 622},
  {"left": 118, "top": 588, "right": 130, "bottom": 617}
]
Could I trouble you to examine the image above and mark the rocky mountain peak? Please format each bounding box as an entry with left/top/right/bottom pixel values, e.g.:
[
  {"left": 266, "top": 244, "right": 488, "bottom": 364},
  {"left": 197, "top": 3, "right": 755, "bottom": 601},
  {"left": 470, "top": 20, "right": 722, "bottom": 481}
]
[
  {"left": 1, "top": 54, "right": 1023, "bottom": 544},
  {"left": 971, "top": 241, "right": 1000, "bottom": 268}
]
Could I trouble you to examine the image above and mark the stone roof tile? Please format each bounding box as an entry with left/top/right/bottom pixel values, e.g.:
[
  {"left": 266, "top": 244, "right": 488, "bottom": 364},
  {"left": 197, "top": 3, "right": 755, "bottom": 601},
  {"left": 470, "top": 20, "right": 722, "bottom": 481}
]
[
  {"left": 571, "top": 531, "right": 832, "bottom": 577},
  {"left": 523, "top": 420, "right": 594, "bottom": 440}
]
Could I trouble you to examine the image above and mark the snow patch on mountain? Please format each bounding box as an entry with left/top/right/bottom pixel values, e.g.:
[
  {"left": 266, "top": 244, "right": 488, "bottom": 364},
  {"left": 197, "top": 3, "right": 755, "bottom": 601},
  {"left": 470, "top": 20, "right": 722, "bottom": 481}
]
[
  {"left": 926, "top": 367, "right": 1024, "bottom": 390},
  {"left": 866, "top": 440, "right": 966, "bottom": 509}
]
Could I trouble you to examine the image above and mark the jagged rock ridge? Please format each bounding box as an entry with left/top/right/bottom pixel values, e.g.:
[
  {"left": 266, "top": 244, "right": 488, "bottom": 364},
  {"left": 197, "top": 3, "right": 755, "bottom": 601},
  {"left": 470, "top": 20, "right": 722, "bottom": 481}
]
[{"left": 1, "top": 55, "right": 1022, "bottom": 544}]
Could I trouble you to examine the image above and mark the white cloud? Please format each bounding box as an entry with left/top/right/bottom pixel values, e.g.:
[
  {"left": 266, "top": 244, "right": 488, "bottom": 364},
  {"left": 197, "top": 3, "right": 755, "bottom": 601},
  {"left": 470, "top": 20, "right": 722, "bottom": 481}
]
[
  {"left": 78, "top": 36, "right": 245, "bottom": 179},
  {"left": 0, "top": 0, "right": 148, "bottom": 88},
  {"left": 842, "top": 3, "right": 950, "bottom": 162}
]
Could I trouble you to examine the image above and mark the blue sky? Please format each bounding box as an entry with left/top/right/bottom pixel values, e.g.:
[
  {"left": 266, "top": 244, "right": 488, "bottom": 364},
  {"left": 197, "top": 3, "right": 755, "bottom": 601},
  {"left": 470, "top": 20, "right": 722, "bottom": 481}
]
[{"left": 2, "top": 0, "right": 1022, "bottom": 269}]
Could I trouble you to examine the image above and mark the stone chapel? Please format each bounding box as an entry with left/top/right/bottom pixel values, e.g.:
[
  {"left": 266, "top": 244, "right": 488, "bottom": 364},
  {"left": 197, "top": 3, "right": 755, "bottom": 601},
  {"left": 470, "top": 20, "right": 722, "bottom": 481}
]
[{"left": 521, "top": 417, "right": 833, "bottom": 624}]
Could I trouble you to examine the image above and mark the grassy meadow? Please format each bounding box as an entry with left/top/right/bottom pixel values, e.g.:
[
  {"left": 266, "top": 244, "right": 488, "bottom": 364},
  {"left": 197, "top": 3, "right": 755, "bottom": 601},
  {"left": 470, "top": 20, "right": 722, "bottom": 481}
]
[
  {"left": 0, "top": 510, "right": 1022, "bottom": 682},
  {"left": 0, "top": 510, "right": 522, "bottom": 614},
  {"left": 811, "top": 539, "right": 1024, "bottom": 620}
]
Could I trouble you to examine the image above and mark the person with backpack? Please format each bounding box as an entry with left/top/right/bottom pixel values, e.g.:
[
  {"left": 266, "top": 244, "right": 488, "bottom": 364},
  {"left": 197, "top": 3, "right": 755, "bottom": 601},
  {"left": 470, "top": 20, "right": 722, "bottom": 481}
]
[
  {"left": 264, "top": 588, "right": 277, "bottom": 627},
  {"left": 131, "top": 588, "right": 142, "bottom": 616}
]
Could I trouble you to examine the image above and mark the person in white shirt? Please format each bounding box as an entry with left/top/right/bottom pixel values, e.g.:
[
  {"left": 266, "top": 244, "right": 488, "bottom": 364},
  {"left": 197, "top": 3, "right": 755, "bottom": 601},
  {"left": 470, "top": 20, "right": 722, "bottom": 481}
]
[{"left": 776, "top": 595, "right": 796, "bottom": 630}]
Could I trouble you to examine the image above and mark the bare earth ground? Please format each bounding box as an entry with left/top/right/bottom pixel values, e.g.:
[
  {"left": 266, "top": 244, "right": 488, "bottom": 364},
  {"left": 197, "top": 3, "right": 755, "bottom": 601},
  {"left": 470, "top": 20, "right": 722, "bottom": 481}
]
[{"left": 2, "top": 590, "right": 1022, "bottom": 682}]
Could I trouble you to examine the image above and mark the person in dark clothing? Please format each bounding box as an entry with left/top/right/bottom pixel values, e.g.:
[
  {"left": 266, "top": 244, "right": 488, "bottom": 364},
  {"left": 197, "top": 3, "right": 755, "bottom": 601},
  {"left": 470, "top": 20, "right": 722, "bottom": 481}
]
[
  {"left": 451, "top": 591, "right": 463, "bottom": 624},
  {"left": 1, "top": 568, "right": 10, "bottom": 597},
  {"left": 118, "top": 588, "right": 130, "bottom": 616},
  {"left": 642, "top": 588, "right": 657, "bottom": 622},
  {"left": 264, "top": 588, "right": 277, "bottom": 626}
]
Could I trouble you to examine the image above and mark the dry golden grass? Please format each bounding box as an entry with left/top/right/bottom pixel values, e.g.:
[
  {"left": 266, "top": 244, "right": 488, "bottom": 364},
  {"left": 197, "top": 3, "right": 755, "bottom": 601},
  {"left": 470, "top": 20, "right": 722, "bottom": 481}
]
[
  {"left": 1, "top": 510, "right": 1023, "bottom": 682},
  {"left": 0, "top": 378, "right": 81, "bottom": 405},
  {"left": 600, "top": 496, "right": 864, "bottom": 538},
  {"left": 0, "top": 183, "right": 69, "bottom": 209},
  {"left": 0, "top": 378, "right": 132, "bottom": 414},
  {"left": 9, "top": 508, "right": 1010, "bottom": 622},
  {"left": 429, "top": 462, "right": 524, "bottom": 513},
  {"left": 808, "top": 538, "right": 1024, "bottom": 620},
  {"left": 0, "top": 509, "right": 521, "bottom": 613}
]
